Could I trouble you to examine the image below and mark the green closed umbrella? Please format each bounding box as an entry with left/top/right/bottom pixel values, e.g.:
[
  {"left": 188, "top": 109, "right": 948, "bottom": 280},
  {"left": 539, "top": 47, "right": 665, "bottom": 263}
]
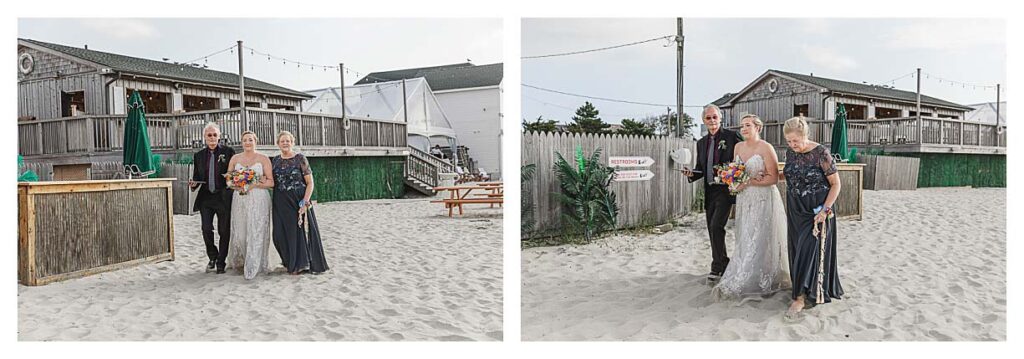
[
  {"left": 831, "top": 103, "right": 849, "bottom": 162},
  {"left": 123, "top": 90, "right": 156, "bottom": 177}
]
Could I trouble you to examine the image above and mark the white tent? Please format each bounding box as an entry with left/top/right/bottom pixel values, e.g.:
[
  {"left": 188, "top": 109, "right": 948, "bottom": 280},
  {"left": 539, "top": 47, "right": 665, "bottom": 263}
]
[{"left": 304, "top": 77, "right": 458, "bottom": 152}]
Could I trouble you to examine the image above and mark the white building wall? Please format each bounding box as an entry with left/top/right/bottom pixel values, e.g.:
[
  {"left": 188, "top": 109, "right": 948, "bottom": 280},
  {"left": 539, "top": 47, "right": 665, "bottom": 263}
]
[{"left": 434, "top": 86, "right": 502, "bottom": 179}]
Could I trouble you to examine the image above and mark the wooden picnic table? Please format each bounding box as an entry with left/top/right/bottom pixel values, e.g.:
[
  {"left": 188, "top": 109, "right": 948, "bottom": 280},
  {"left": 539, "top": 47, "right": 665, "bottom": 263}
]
[{"left": 432, "top": 184, "right": 504, "bottom": 217}]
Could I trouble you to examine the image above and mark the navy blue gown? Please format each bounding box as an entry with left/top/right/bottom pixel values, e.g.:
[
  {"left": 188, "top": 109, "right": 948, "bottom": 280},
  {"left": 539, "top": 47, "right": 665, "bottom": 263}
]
[
  {"left": 783, "top": 145, "right": 843, "bottom": 304},
  {"left": 271, "top": 154, "right": 329, "bottom": 274}
]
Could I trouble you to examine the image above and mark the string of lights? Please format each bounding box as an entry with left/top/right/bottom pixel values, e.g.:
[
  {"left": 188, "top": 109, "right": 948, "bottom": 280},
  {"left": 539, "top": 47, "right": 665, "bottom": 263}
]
[
  {"left": 522, "top": 83, "right": 705, "bottom": 108},
  {"left": 522, "top": 35, "right": 675, "bottom": 59},
  {"left": 921, "top": 71, "right": 1002, "bottom": 91},
  {"left": 179, "top": 44, "right": 239, "bottom": 67},
  {"left": 240, "top": 45, "right": 393, "bottom": 82}
]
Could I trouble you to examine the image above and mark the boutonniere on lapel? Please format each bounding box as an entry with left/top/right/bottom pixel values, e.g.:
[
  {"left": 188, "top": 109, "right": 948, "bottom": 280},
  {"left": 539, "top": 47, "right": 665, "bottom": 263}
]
[
  {"left": 717, "top": 140, "right": 727, "bottom": 151},
  {"left": 217, "top": 154, "right": 227, "bottom": 163}
]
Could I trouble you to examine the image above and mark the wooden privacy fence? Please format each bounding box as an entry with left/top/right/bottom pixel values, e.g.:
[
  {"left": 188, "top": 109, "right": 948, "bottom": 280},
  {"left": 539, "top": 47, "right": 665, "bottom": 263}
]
[
  {"left": 776, "top": 163, "right": 865, "bottom": 220},
  {"left": 522, "top": 132, "right": 697, "bottom": 236},
  {"left": 18, "top": 179, "right": 175, "bottom": 286},
  {"left": 858, "top": 155, "right": 920, "bottom": 190}
]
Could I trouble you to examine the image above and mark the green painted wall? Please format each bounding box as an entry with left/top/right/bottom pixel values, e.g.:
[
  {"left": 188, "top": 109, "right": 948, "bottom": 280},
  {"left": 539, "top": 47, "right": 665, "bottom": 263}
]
[
  {"left": 307, "top": 156, "right": 406, "bottom": 202},
  {"left": 892, "top": 153, "right": 1005, "bottom": 188}
]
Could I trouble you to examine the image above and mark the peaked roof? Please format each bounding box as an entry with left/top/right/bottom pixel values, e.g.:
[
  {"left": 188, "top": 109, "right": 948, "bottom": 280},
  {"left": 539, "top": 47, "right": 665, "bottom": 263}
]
[
  {"left": 965, "top": 101, "right": 1007, "bottom": 125},
  {"left": 710, "top": 93, "right": 735, "bottom": 106},
  {"left": 19, "top": 38, "right": 311, "bottom": 99},
  {"left": 355, "top": 63, "right": 503, "bottom": 91},
  {"left": 769, "top": 69, "right": 971, "bottom": 110}
]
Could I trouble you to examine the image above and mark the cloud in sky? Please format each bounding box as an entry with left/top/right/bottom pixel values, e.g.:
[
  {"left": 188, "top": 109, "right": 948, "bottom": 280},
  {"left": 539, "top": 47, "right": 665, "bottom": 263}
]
[
  {"left": 78, "top": 19, "right": 158, "bottom": 40},
  {"left": 885, "top": 19, "right": 1005, "bottom": 51},
  {"left": 801, "top": 44, "right": 858, "bottom": 72}
]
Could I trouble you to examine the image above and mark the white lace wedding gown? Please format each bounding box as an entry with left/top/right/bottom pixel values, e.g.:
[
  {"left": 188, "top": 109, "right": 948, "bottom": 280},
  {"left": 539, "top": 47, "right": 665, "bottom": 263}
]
[
  {"left": 226, "top": 162, "right": 273, "bottom": 280},
  {"left": 711, "top": 154, "right": 791, "bottom": 303}
]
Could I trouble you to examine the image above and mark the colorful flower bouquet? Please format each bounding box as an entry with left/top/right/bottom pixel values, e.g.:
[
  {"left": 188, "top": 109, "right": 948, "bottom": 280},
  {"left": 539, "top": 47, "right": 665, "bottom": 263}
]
[
  {"left": 224, "top": 169, "right": 261, "bottom": 195},
  {"left": 713, "top": 161, "right": 749, "bottom": 195}
]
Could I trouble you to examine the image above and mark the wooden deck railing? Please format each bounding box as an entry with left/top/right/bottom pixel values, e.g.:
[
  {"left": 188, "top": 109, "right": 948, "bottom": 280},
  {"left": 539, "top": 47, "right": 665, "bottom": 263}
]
[
  {"left": 405, "top": 146, "right": 455, "bottom": 188},
  {"left": 729, "top": 116, "right": 1006, "bottom": 149},
  {"left": 18, "top": 108, "right": 409, "bottom": 157}
]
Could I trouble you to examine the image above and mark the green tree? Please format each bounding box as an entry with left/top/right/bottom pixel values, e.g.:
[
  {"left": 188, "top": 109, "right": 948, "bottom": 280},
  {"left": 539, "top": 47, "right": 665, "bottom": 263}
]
[
  {"left": 641, "top": 110, "right": 697, "bottom": 138},
  {"left": 522, "top": 116, "right": 559, "bottom": 133},
  {"left": 567, "top": 101, "right": 610, "bottom": 134},
  {"left": 616, "top": 118, "right": 656, "bottom": 136}
]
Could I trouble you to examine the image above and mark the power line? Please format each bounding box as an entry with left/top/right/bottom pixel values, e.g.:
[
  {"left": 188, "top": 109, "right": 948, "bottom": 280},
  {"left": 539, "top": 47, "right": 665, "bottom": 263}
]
[
  {"left": 522, "top": 35, "right": 674, "bottom": 59},
  {"left": 179, "top": 44, "right": 238, "bottom": 67},
  {"left": 522, "top": 83, "right": 705, "bottom": 108}
]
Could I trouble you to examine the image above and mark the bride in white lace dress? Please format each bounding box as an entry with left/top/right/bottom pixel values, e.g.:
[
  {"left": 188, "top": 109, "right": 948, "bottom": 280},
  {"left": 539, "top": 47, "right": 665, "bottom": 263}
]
[
  {"left": 225, "top": 131, "right": 276, "bottom": 280},
  {"left": 711, "top": 114, "right": 791, "bottom": 303}
]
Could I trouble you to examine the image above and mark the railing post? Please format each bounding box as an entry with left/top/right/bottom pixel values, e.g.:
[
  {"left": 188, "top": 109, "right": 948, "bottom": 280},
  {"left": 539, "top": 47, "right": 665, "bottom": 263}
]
[
  {"left": 320, "top": 117, "right": 327, "bottom": 146},
  {"left": 376, "top": 122, "right": 382, "bottom": 147},
  {"left": 35, "top": 123, "right": 43, "bottom": 155},
  {"left": 86, "top": 117, "right": 96, "bottom": 153},
  {"left": 271, "top": 112, "right": 278, "bottom": 140},
  {"left": 978, "top": 124, "right": 982, "bottom": 147},
  {"left": 296, "top": 115, "right": 303, "bottom": 146},
  {"left": 959, "top": 121, "right": 964, "bottom": 146},
  {"left": 938, "top": 119, "right": 945, "bottom": 144}
]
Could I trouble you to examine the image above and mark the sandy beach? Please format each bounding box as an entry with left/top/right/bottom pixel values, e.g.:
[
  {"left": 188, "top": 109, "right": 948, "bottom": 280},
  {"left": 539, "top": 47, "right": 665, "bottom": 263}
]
[
  {"left": 19, "top": 198, "right": 503, "bottom": 341},
  {"left": 521, "top": 187, "right": 1005, "bottom": 341}
]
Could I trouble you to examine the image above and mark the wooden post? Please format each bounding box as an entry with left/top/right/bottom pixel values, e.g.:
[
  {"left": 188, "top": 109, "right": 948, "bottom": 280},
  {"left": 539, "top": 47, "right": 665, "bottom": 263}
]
[
  {"left": 86, "top": 117, "right": 96, "bottom": 152},
  {"left": 676, "top": 17, "right": 684, "bottom": 138},
  {"left": 237, "top": 40, "right": 247, "bottom": 130},
  {"left": 938, "top": 119, "right": 944, "bottom": 144},
  {"left": 959, "top": 120, "right": 964, "bottom": 146},
  {"left": 916, "top": 68, "right": 922, "bottom": 145},
  {"left": 271, "top": 112, "right": 278, "bottom": 140},
  {"left": 35, "top": 123, "right": 43, "bottom": 155},
  {"left": 339, "top": 63, "right": 346, "bottom": 120},
  {"left": 296, "top": 115, "right": 303, "bottom": 146}
]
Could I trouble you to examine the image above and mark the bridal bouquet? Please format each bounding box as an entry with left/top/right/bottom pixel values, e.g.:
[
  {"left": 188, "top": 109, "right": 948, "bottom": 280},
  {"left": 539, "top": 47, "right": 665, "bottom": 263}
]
[
  {"left": 713, "top": 161, "right": 749, "bottom": 195},
  {"left": 224, "top": 169, "right": 261, "bottom": 195}
]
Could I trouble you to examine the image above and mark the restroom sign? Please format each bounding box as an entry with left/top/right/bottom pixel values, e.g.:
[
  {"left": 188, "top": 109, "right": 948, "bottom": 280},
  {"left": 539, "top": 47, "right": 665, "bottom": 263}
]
[{"left": 608, "top": 156, "right": 655, "bottom": 168}]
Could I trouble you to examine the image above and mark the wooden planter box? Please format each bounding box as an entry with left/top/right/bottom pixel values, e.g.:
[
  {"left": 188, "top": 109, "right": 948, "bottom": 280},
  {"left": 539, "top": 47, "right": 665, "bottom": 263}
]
[
  {"left": 777, "top": 163, "right": 865, "bottom": 221},
  {"left": 18, "top": 179, "right": 175, "bottom": 286}
]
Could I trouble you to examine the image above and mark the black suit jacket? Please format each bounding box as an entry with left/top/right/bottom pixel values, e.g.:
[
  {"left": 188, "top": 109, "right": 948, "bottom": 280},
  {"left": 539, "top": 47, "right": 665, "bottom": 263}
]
[
  {"left": 192, "top": 145, "right": 236, "bottom": 212},
  {"left": 687, "top": 128, "right": 743, "bottom": 200}
]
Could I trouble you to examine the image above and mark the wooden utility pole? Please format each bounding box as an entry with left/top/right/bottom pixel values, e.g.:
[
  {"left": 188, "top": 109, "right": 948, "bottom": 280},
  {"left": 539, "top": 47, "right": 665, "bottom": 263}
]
[
  {"left": 237, "top": 40, "right": 247, "bottom": 130},
  {"left": 996, "top": 83, "right": 1001, "bottom": 128},
  {"left": 676, "top": 17, "right": 685, "bottom": 138},
  {"left": 339, "top": 63, "right": 346, "bottom": 119},
  {"left": 916, "top": 68, "right": 922, "bottom": 144}
]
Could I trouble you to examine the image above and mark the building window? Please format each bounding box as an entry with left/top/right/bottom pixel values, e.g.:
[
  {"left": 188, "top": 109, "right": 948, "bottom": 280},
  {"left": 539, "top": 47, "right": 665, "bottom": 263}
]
[
  {"left": 61, "top": 91, "right": 85, "bottom": 117},
  {"left": 875, "top": 107, "right": 901, "bottom": 119},
  {"left": 793, "top": 104, "right": 809, "bottom": 117},
  {"left": 267, "top": 104, "right": 295, "bottom": 111},
  {"left": 183, "top": 95, "right": 218, "bottom": 112},
  {"left": 229, "top": 100, "right": 261, "bottom": 108},
  {"left": 841, "top": 104, "right": 866, "bottom": 120},
  {"left": 126, "top": 89, "right": 170, "bottom": 114},
  {"left": 909, "top": 110, "right": 933, "bottom": 117}
]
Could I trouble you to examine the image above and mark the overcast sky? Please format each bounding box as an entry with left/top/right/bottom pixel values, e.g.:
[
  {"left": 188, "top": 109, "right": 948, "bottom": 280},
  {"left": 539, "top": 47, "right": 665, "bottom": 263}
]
[
  {"left": 522, "top": 18, "right": 1006, "bottom": 131},
  {"left": 19, "top": 18, "right": 503, "bottom": 91}
]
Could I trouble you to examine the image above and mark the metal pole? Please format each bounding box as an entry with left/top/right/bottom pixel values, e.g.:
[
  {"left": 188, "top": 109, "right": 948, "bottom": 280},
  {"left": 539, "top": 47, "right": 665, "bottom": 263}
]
[
  {"left": 677, "top": 17, "right": 685, "bottom": 138},
  {"left": 401, "top": 79, "right": 408, "bottom": 123},
  {"left": 237, "top": 40, "right": 247, "bottom": 130},
  {"left": 996, "top": 84, "right": 1001, "bottom": 128},
  {"left": 339, "top": 63, "right": 346, "bottom": 120},
  {"left": 916, "top": 68, "right": 922, "bottom": 144}
]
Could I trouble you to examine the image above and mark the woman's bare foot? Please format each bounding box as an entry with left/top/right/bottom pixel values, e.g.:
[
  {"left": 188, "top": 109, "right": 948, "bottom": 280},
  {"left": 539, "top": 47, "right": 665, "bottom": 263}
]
[{"left": 785, "top": 296, "right": 806, "bottom": 319}]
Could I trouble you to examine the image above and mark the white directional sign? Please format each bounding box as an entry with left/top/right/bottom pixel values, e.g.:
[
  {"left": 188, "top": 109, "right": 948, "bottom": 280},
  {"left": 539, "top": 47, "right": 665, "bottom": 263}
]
[
  {"left": 608, "top": 156, "right": 655, "bottom": 168},
  {"left": 614, "top": 169, "right": 655, "bottom": 182}
]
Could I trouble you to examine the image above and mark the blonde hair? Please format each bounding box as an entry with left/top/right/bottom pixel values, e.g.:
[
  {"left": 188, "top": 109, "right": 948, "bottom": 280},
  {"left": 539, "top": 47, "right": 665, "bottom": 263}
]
[
  {"left": 277, "top": 130, "right": 295, "bottom": 143},
  {"left": 240, "top": 130, "right": 258, "bottom": 142},
  {"left": 783, "top": 116, "right": 810, "bottom": 138},
  {"left": 740, "top": 114, "right": 763, "bottom": 129}
]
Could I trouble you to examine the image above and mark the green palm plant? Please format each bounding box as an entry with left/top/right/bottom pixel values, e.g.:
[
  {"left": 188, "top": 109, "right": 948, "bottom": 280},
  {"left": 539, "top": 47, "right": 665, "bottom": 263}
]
[
  {"left": 521, "top": 163, "right": 537, "bottom": 237},
  {"left": 552, "top": 147, "right": 618, "bottom": 242}
]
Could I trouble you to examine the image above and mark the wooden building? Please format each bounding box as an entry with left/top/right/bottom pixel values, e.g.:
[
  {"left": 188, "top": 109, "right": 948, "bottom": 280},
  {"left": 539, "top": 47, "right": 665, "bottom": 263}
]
[
  {"left": 16, "top": 39, "right": 447, "bottom": 200},
  {"left": 717, "top": 69, "right": 1006, "bottom": 187}
]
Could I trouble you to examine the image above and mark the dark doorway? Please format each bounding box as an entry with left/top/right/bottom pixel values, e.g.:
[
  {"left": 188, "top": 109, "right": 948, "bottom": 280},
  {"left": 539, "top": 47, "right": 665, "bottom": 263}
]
[{"left": 61, "top": 91, "right": 85, "bottom": 117}]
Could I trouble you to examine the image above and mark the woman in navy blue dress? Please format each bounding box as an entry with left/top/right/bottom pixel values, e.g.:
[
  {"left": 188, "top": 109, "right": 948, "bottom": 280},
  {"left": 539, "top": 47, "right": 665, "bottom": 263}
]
[
  {"left": 780, "top": 116, "right": 843, "bottom": 318},
  {"left": 271, "top": 131, "right": 328, "bottom": 275}
]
